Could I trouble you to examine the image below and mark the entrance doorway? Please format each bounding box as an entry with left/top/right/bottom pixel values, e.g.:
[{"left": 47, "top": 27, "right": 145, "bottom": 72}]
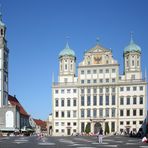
[
  {"left": 67, "top": 128, "right": 71, "bottom": 135},
  {"left": 94, "top": 122, "right": 101, "bottom": 134}
]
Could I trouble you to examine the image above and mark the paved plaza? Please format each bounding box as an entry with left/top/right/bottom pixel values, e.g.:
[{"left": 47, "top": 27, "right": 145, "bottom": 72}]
[{"left": 0, "top": 135, "right": 148, "bottom": 148}]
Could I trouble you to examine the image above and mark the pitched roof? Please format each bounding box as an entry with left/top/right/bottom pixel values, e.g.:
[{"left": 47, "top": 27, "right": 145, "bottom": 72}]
[
  {"left": 33, "top": 119, "right": 47, "bottom": 130},
  {"left": 8, "top": 95, "right": 29, "bottom": 117}
]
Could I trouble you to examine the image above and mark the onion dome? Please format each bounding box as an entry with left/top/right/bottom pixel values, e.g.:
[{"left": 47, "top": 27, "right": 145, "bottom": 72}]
[
  {"left": 124, "top": 34, "right": 141, "bottom": 53},
  {"left": 59, "top": 42, "right": 75, "bottom": 58}
]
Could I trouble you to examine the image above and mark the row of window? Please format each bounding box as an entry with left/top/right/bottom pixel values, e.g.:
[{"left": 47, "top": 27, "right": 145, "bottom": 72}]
[
  {"left": 81, "top": 78, "right": 116, "bottom": 84},
  {"left": 81, "top": 95, "right": 116, "bottom": 106},
  {"left": 120, "top": 109, "right": 143, "bottom": 116},
  {"left": 55, "top": 122, "right": 77, "bottom": 126},
  {"left": 55, "top": 89, "right": 77, "bottom": 94},
  {"left": 120, "top": 120, "right": 143, "bottom": 125},
  {"left": 55, "top": 110, "right": 77, "bottom": 118},
  {"left": 55, "top": 98, "right": 77, "bottom": 107},
  {"left": 80, "top": 68, "right": 116, "bottom": 75},
  {"left": 80, "top": 108, "right": 116, "bottom": 118},
  {"left": 81, "top": 87, "right": 116, "bottom": 94},
  {"left": 55, "top": 129, "right": 77, "bottom": 133},
  {"left": 120, "top": 96, "right": 143, "bottom": 105},
  {"left": 120, "top": 86, "right": 143, "bottom": 91}
]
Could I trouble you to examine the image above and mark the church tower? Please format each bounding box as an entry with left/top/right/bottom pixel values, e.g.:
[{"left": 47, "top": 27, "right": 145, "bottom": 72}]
[
  {"left": 124, "top": 34, "right": 142, "bottom": 80},
  {"left": 0, "top": 12, "right": 9, "bottom": 107},
  {"left": 58, "top": 42, "right": 76, "bottom": 83}
]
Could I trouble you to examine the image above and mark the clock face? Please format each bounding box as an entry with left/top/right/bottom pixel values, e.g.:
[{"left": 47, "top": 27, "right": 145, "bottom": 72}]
[{"left": 93, "top": 54, "right": 102, "bottom": 64}]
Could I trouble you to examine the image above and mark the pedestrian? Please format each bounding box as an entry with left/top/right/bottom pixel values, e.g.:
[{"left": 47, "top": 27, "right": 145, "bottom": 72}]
[{"left": 97, "top": 128, "right": 103, "bottom": 144}]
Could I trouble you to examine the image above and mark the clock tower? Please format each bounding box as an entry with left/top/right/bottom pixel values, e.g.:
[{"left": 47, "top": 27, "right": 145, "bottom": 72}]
[{"left": 0, "top": 12, "right": 9, "bottom": 107}]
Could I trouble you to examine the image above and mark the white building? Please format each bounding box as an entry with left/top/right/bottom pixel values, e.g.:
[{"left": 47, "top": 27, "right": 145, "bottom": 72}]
[{"left": 52, "top": 36, "right": 147, "bottom": 136}]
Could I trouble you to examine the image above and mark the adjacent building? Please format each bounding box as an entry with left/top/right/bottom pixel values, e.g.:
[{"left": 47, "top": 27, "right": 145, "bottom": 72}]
[{"left": 52, "top": 36, "right": 147, "bottom": 136}]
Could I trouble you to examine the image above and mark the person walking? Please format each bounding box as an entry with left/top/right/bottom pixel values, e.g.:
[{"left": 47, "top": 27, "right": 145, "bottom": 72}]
[{"left": 98, "top": 128, "right": 103, "bottom": 144}]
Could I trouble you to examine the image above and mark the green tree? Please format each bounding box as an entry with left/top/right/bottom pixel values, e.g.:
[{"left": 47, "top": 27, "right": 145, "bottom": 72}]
[
  {"left": 105, "top": 122, "right": 110, "bottom": 135},
  {"left": 85, "top": 123, "right": 91, "bottom": 134}
]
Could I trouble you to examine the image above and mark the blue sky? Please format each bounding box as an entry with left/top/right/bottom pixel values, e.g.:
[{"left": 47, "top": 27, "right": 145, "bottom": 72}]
[{"left": 0, "top": 0, "right": 148, "bottom": 120}]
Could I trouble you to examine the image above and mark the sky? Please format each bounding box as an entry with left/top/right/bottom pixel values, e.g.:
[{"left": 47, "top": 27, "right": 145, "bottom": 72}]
[{"left": 0, "top": 0, "right": 148, "bottom": 120}]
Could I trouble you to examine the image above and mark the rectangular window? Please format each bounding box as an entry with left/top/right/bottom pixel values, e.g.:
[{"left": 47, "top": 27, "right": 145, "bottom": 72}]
[
  {"left": 93, "top": 79, "right": 97, "bottom": 83},
  {"left": 133, "top": 121, "right": 136, "bottom": 125},
  {"left": 93, "top": 96, "right": 97, "bottom": 106},
  {"left": 126, "top": 87, "right": 130, "bottom": 91},
  {"left": 61, "top": 99, "right": 64, "bottom": 107},
  {"left": 112, "top": 87, "right": 115, "bottom": 93},
  {"left": 133, "top": 96, "right": 137, "bottom": 104},
  {"left": 112, "top": 69, "right": 116, "bottom": 73},
  {"left": 112, "top": 95, "right": 115, "bottom": 105},
  {"left": 106, "top": 87, "right": 109, "bottom": 93},
  {"left": 99, "top": 69, "right": 103, "bottom": 73},
  {"left": 106, "top": 79, "right": 109, "bottom": 83},
  {"left": 81, "top": 70, "right": 84, "bottom": 74},
  {"left": 120, "top": 110, "right": 124, "bottom": 116},
  {"left": 111, "top": 108, "right": 116, "bottom": 117},
  {"left": 93, "top": 109, "right": 97, "bottom": 118},
  {"left": 81, "top": 109, "right": 84, "bottom": 118},
  {"left": 87, "top": 88, "right": 91, "bottom": 94},
  {"left": 133, "top": 109, "right": 136, "bottom": 116},
  {"left": 106, "top": 95, "right": 109, "bottom": 105},
  {"left": 99, "top": 79, "right": 103, "bottom": 83},
  {"left": 73, "top": 89, "right": 77, "bottom": 93},
  {"left": 73, "top": 111, "right": 76, "bottom": 118},
  {"left": 120, "top": 121, "right": 123, "bottom": 125},
  {"left": 67, "top": 111, "right": 70, "bottom": 118},
  {"left": 81, "top": 80, "right": 84, "bottom": 84},
  {"left": 133, "top": 87, "right": 137, "bottom": 91},
  {"left": 87, "top": 70, "right": 91, "bottom": 74},
  {"left": 140, "top": 86, "right": 143, "bottom": 91},
  {"left": 99, "top": 95, "right": 103, "bottom": 105},
  {"left": 55, "top": 111, "right": 59, "bottom": 117},
  {"left": 120, "top": 87, "right": 124, "bottom": 91},
  {"left": 73, "top": 99, "right": 76, "bottom": 106},
  {"left": 67, "top": 89, "right": 71, "bottom": 93},
  {"left": 120, "top": 97, "right": 124, "bottom": 105},
  {"left": 93, "top": 69, "right": 97, "bottom": 74},
  {"left": 55, "top": 90, "right": 58, "bottom": 94},
  {"left": 61, "top": 89, "right": 64, "bottom": 94},
  {"left": 106, "top": 69, "right": 109, "bottom": 73},
  {"left": 111, "top": 122, "right": 115, "bottom": 132},
  {"left": 112, "top": 78, "right": 115, "bottom": 83},
  {"left": 105, "top": 108, "right": 109, "bottom": 117},
  {"left": 87, "top": 96, "right": 91, "bottom": 106},
  {"left": 140, "top": 96, "right": 143, "bottom": 104},
  {"left": 55, "top": 99, "right": 58, "bottom": 107},
  {"left": 99, "top": 87, "right": 103, "bottom": 93},
  {"left": 81, "top": 96, "right": 85, "bottom": 106},
  {"left": 87, "top": 109, "right": 91, "bottom": 117},
  {"left": 61, "top": 111, "right": 65, "bottom": 117},
  {"left": 67, "top": 99, "right": 70, "bottom": 106},
  {"left": 127, "top": 110, "right": 130, "bottom": 116},
  {"left": 81, "top": 88, "right": 84, "bottom": 94},
  {"left": 127, "top": 97, "right": 130, "bottom": 105},
  {"left": 99, "top": 108, "right": 103, "bottom": 117},
  {"left": 139, "top": 109, "right": 143, "bottom": 116},
  {"left": 93, "top": 88, "right": 97, "bottom": 93},
  {"left": 87, "top": 80, "right": 91, "bottom": 83}
]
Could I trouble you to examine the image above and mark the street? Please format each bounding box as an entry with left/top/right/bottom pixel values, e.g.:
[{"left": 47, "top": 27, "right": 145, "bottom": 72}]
[{"left": 0, "top": 135, "right": 148, "bottom": 148}]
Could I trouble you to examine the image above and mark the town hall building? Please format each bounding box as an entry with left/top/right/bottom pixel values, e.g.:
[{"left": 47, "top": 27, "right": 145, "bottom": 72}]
[{"left": 52, "top": 35, "right": 147, "bottom": 136}]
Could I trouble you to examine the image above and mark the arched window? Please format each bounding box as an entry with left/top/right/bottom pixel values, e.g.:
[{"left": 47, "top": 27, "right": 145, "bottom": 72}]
[{"left": 1, "top": 29, "right": 3, "bottom": 36}]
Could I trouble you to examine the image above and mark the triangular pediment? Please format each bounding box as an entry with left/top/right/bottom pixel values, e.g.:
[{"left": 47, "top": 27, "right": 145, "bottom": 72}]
[{"left": 86, "top": 44, "right": 110, "bottom": 53}]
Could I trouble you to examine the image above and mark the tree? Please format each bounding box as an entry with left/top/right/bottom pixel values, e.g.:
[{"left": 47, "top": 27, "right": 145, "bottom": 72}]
[
  {"left": 85, "top": 123, "right": 91, "bottom": 134},
  {"left": 105, "top": 122, "right": 110, "bottom": 135}
]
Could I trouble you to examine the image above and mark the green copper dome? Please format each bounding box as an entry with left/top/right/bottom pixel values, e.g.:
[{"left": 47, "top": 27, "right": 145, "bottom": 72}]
[
  {"left": 59, "top": 42, "right": 75, "bottom": 58},
  {"left": 124, "top": 35, "right": 141, "bottom": 53}
]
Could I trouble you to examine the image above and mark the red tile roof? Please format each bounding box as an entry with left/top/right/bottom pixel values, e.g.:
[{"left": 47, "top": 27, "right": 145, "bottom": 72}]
[
  {"left": 8, "top": 95, "right": 29, "bottom": 117},
  {"left": 33, "top": 119, "right": 47, "bottom": 130}
]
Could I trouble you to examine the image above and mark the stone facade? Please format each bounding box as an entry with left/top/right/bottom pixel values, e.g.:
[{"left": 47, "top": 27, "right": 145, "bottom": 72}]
[{"left": 52, "top": 38, "right": 147, "bottom": 136}]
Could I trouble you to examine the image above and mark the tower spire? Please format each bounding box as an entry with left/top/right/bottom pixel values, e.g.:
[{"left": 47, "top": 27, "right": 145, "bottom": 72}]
[
  {"left": 130, "top": 31, "right": 134, "bottom": 44},
  {"left": 66, "top": 36, "right": 70, "bottom": 48},
  {"left": 96, "top": 37, "right": 100, "bottom": 45}
]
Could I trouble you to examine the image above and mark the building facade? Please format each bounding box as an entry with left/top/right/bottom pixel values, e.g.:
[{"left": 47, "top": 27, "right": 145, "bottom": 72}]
[{"left": 52, "top": 36, "right": 147, "bottom": 136}]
